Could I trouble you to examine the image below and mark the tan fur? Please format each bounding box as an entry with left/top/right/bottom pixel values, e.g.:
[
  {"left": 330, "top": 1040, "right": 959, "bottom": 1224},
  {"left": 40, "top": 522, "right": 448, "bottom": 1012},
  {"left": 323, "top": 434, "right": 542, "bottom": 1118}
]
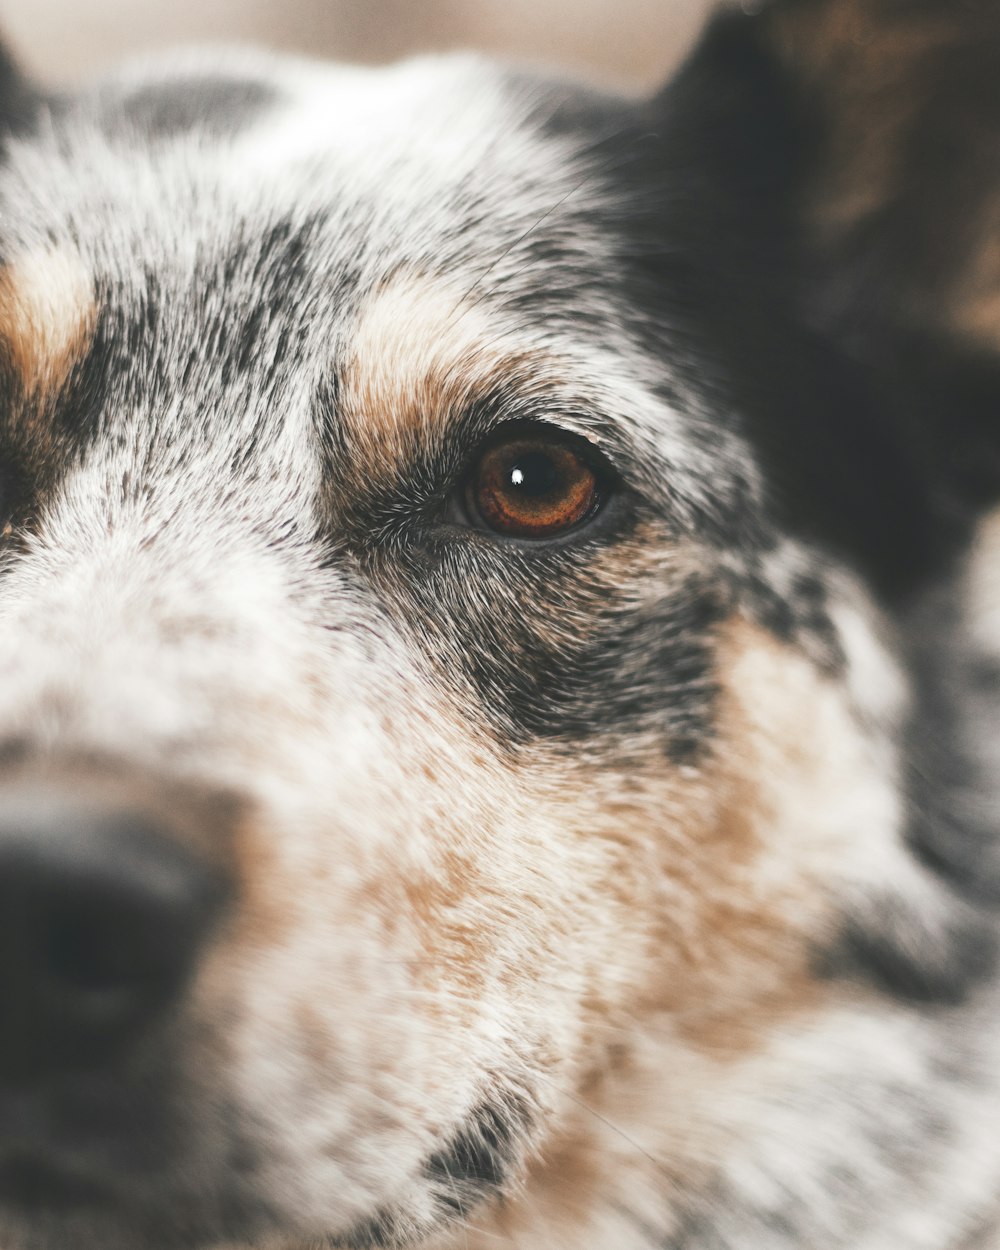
[
  {"left": 950, "top": 213, "right": 1000, "bottom": 352},
  {"left": 563, "top": 615, "right": 869, "bottom": 1057},
  {"left": 0, "top": 249, "right": 95, "bottom": 397},
  {"left": 337, "top": 271, "right": 536, "bottom": 484}
]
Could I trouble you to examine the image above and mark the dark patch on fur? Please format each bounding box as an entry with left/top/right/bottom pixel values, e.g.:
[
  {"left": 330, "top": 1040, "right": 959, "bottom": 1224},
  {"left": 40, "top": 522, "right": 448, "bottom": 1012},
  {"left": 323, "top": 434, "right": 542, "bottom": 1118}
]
[
  {"left": 0, "top": 40, "right": 42, "bottom": 140},
  {"left": 339, "top": 1209, "right": 401, "bottom": 1249},
  {"left": 816, "top": 900, "right": 998, "bottom": 1006},
  {"left": 424, "top": 1092, "right": 532, "bottom": 1221},
  {"left": 455, "top": 568, "right": 722, "bottom": 757},
  {"left": 363, "top": 520, "right": 724, "bottom": 759},
  {"left": 0, "top": 352, "right": 94, "bottom": 537},
  {"left": 104, "top": 77, "right": 278, "bottom": 141},
  {"left": 50, "top": 213, "right": 325, "bottom": 449},
  {"left": 898, "top": 583, "right": 1000, "bottom": 906},
  {"left": 741, "top": 562, "right": 843, "bottom": 670},
  {"left": 212, "top": 215, "right": 335, "bottom": 386},
  {"left": 424, "top": 1096, "right": 526, "bottom": 1212},
  {"left": 0, "top": 433, "right": 39, "bottom": 543},
  {"left": 331, "top": 1095, "right": 533, "bottom": 1247},
  {"left": 548, "top": 576, "right": 723, "bottom": 761}
]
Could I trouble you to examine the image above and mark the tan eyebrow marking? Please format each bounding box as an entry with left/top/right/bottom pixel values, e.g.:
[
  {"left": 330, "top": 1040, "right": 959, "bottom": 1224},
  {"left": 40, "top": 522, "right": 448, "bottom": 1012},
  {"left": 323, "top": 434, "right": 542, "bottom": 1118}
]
[
  {"left": 337, "top": 271, "right": 529, "bottom": 480},
  {"left": 0, "top": 248, "right": 97, "bottom": 397}
]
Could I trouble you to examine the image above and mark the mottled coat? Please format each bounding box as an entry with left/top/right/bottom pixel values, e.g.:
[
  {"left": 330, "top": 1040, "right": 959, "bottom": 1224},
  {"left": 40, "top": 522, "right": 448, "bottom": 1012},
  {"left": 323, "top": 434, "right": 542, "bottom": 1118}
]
[{"left": 0, "top": 2, "right": 998, "bottom": 1248}]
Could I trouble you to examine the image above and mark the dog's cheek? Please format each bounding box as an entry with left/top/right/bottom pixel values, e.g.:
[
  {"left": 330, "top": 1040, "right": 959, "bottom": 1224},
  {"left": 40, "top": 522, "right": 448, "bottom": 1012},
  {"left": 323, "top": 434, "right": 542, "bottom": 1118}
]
[
  {"left": 643, "top": 614, "right": 882, "bottom": 1041},
  {"left": 513, "top": 607, "right": 902, "bottom": 1054},
  {"left": 442, "top": 606, "right": 918, "bottom": 1241}
]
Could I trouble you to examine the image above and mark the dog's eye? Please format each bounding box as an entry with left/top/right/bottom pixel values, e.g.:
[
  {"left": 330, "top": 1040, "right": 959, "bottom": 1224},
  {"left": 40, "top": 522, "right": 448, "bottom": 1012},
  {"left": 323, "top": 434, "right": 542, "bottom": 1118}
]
[{"left": 463, "top": 429, "right": 605, "bottom": 539}]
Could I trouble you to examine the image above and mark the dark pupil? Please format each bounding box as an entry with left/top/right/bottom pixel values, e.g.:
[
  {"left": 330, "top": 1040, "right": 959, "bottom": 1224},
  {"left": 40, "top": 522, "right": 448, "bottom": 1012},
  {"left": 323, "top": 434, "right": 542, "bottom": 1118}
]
[{"left": 506, "top": 452, "right": 559, "bottom": 498}]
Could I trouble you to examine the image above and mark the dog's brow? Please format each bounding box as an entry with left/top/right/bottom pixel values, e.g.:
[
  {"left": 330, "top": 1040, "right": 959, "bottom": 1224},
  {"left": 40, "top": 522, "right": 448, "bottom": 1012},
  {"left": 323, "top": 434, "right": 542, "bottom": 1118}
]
[{"left": 336, "top": 270, "right": 534, "bottom": 478}]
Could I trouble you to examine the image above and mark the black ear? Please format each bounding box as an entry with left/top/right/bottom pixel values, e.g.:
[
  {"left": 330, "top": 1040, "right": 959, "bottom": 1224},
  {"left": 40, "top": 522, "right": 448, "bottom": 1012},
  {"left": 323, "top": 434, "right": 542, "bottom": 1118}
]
[
  {"left": 742, "top": 0, "right": 1000, "bottom": 342},
  {"left": 0, "top": 38, "right": 37, "bottom": 136},
  {"left": 640, "top": 0, "right": 1000, "bottom": 597}
]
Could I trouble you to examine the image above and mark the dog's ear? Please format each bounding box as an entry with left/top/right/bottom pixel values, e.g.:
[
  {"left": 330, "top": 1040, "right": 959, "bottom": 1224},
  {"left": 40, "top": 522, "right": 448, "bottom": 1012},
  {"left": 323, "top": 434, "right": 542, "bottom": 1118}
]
[
  {"left": 0, "top": 38, "right": 37, "bottom": 136},
  {"left": 643, "top": 0, "right": 1000, "bottom": 593},
  {"left": 732, "top": 0, "right": 1000, "bottom": 350}
]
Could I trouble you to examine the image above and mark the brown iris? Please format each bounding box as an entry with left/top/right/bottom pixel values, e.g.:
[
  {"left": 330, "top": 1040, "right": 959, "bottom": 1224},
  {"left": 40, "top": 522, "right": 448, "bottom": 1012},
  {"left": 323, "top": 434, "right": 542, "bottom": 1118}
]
[{"left": 466, "top": 432, "right": 602, "bottom": 539}]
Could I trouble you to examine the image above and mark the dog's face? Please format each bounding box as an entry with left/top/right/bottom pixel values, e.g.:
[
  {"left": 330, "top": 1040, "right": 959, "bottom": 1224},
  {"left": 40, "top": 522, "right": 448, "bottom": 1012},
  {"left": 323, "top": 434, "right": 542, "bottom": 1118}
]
[{"left": 0, "top": 5, "right": 999, "bottom": 1249}]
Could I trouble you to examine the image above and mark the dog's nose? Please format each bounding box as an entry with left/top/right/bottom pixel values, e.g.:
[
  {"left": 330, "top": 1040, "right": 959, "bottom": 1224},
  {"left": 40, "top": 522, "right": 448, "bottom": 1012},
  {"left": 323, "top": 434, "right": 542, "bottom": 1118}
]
[{"left": 0, "top": 793, "right": 228, "bottom": 1079}]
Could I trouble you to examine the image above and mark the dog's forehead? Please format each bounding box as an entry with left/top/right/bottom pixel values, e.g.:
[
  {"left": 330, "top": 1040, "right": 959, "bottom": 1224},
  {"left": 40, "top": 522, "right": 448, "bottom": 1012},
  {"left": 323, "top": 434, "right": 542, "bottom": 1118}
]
[
  {"left": 0, "top": 54, "right": 672, "bottom": 480},
  {"left": 0, "top": 51, "right": 765, "bottom": 549},
  {"left": 0, "top": 53, "right": 612, "bottom": 308},
  {"left": 0, "top": 51, "right": 761, "bottom": 538}
]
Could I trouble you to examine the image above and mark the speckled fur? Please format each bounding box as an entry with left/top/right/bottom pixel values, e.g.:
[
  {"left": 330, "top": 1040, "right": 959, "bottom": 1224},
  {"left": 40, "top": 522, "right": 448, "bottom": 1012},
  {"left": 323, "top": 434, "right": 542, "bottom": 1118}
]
[{"left": 0, "top": 3, "right": 998, "bottom": 1248}]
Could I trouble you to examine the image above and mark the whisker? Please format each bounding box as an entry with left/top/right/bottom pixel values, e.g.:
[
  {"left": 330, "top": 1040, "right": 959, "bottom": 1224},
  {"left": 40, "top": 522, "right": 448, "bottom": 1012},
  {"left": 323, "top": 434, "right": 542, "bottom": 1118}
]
[{"left": 531, "top": 1070, "right": 666, "bottom": 1179}]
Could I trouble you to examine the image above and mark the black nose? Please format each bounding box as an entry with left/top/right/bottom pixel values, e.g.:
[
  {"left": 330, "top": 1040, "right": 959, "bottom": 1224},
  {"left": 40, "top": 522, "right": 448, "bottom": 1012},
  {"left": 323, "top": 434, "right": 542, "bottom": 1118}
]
[{"left": 0, "top": 792, "right": 228, "bottom": 1079}]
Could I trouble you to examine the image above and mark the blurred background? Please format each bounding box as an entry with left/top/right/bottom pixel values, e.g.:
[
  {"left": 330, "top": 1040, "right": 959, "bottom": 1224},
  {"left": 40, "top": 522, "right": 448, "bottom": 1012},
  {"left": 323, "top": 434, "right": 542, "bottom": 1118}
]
[{"left": 4, "top": 0, "right": 715, "bottom": 92}]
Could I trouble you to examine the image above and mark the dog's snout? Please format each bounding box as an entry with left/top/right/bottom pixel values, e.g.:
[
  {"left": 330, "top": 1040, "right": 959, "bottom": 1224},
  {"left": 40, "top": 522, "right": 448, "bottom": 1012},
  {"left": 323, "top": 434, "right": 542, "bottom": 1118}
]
[{"left": 0, "top": 793, "right": 229, "bottom": 1079}]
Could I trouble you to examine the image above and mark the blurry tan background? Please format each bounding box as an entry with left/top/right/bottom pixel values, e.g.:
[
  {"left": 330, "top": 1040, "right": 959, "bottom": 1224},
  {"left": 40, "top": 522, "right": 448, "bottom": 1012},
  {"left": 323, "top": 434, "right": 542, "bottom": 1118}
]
[{"left": 3, "top": 0, "right": 715, "bottom": 92}]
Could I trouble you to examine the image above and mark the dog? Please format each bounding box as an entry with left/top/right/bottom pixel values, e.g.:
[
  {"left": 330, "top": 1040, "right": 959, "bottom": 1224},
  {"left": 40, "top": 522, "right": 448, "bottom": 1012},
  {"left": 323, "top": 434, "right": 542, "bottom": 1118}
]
[{"left": 0, "top": 0, "right": 998, "bottom": 1246}]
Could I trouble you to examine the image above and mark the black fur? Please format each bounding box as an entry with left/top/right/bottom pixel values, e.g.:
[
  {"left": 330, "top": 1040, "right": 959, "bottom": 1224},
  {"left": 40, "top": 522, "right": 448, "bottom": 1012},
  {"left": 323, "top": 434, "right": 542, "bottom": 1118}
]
[
  {"left": 424, "top": 1094, "right": 533, "bottom": 1216},
  {"left": 103, "top": 77, "right": 279, "bottom": 141}
]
